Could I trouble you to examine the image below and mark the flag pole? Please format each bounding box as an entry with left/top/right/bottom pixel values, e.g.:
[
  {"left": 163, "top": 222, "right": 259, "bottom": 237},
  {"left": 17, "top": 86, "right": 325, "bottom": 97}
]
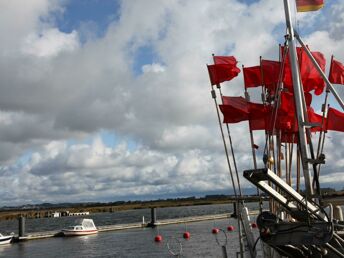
[
  {"left": 313, "top": 56, "right": 332, "bottom": 189},
  {"left": 207, "top": 68, "right": 238, "bottom": 199},
  {"left": 212, "top": 55, "right": 242, "bottom": 197},
  {"left": 211, "top": 56, "right": 244, "bottom": 258}
]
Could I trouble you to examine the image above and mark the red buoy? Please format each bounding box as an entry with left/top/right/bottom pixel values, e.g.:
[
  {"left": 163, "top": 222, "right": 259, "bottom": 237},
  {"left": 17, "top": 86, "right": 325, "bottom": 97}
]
[
  {"left": 212, "top": 228, "right": 220, "bottom": 234},
  {"left": 183, "top": 231, "right": 191, "bottom": 239},
  {"left": 227, "top": 225, "right": 235, "bottom": 231},
  {"left": 154, "top": 235, "right": 163, "bottom": 242},
  {"left": 251, "top": 222, "right": 258, "bottom": 229}
]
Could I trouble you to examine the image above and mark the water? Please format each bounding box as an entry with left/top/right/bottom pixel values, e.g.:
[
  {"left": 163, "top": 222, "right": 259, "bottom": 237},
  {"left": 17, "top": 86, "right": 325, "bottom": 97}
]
[{"left": 0, "top": 203, "right": 262, "bottom": 257}]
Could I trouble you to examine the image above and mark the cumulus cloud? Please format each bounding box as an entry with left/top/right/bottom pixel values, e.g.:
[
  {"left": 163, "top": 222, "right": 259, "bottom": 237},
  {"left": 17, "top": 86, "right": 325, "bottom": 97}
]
[
  {"left": 0, "top": 0, "right": 343, "bottom": 205},
  {"left": 22, "top": 28, "right": 79, "bottom": 58}
]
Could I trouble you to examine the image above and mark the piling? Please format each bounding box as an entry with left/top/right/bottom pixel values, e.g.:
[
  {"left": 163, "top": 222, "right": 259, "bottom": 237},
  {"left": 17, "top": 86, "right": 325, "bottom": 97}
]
[
  {"left": 19, "top": 216, "right": 25, "bottom": 237},
  {"left": 231, "top": 202, "right": 237, "bottom": 218},
  {"left": 147, "top": 207, "right": 157, "bottom": 227}
]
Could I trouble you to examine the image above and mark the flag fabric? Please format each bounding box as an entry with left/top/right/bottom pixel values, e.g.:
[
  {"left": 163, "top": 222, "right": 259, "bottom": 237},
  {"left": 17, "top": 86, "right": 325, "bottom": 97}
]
[
  {"left": 261, "top": 60, "right": 281, "bottom": 85},
  {"left": 248, "top": 102, "right": 269, "bottom": 130},
  {"left": 214, "top": 56, "right": 238, "bottom": 66},
  {"left": 300, "top": 50, "right": 326, "bottom": 95},
  {"left": 219, "top": 96, "right": 249, "bottom": 123},
  {"left": 207, "top": 64, "right": 240, "bottom": 85},
  {"left": 282, "top": 46, "right": 326, "bottom": 95},
  {"left": 329, "top": 58, "right": 344, "bottom": 85},
  {"left": 296, "top": 0, "right": 324, "bottom": 12},
  {"left": 243, "top": 66, "right": 262, "bottom": 88},
  {"left": 327, "top": 107, "right": 344, "bottom": 132},
  {"left": 220, "top": 97, "right": 268, "bottom": 126},
  {"left": 308, "top": 107, "right": 324, "bottom": 132}
]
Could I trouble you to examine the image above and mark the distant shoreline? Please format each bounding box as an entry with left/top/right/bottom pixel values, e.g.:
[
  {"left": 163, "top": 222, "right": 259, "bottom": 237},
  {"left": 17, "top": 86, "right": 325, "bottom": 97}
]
[{"left": 0, "top": 195, "right": 264, "bottom": 221}]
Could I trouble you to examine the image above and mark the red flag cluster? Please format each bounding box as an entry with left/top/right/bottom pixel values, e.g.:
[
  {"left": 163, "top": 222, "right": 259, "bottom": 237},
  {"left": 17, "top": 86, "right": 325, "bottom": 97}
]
[
  {"left": 207, "top": 56, "right": 240, "bottom": 86},
  {"left": 243, "top": 47, "right": 326, "bottom": 95},
  {"left": 207, "top": 52, "right": 344, "bottom": 141},
  {"left": 220, "top": 95, "right": 344, "bottom": 136}
]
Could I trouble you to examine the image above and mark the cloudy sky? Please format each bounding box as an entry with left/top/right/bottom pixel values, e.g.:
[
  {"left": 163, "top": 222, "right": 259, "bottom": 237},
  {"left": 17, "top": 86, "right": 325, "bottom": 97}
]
[{"left": 0, "top": 0, "right": 344, "bottom": 206}]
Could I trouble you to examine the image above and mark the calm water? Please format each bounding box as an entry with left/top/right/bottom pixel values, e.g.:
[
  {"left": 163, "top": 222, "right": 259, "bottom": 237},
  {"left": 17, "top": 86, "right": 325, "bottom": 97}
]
[{"left": 0, "top": 203, "right": 262, "bottom": 257}]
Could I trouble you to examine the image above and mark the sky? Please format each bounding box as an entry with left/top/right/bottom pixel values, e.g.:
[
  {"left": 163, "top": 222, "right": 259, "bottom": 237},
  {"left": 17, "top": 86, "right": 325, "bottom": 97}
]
[{"left": 1, "top": 0, "right": 344, "bottom": 206}]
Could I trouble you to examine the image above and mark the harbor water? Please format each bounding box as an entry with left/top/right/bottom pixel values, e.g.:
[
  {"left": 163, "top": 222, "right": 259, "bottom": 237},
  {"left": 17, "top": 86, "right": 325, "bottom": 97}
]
[{"left": 0, "top": 203, "right": 262, "bottom": 257}]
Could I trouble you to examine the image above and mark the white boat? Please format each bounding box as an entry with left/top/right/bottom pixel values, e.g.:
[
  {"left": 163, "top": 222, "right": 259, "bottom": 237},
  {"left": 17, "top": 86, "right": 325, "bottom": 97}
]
[
  {"left": 62, "top": 218, "right": 98, "bottom": 236},
  {"left": 0, "top": 233, "right": 12, "bottom": 245}
]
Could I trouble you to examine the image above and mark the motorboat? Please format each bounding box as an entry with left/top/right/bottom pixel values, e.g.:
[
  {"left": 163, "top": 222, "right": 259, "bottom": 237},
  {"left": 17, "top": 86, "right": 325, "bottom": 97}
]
[
  {"left": 0, "top": 233, "right": 12, "bottom": 245},
  {"left": 62, "top": 218, "right": 98, "bottom": 236}
]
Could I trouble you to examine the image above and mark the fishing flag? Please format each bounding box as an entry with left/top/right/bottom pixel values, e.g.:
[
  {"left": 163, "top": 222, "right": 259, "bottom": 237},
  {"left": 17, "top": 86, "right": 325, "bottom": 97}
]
[
  {"left": 329, "top": 58, "right": 344, "bottom": 85},
  {"left": 214, "top": 56, "right": 238, "bottom": 66},
  {"left": 220, "top": 96, "right": 249, "bottom": 123},
  {"left": 207, "top": 64, "right": 240, "bottom": 86},
  {"left": 243, "top": 66, "right": 262, "bottom": 88},
  {"left": 327, "top": 107, "right": 344, "bottom": 132},
  {"left": 295, "top": 0, "right": 324, "bottom": 12},
  {"left": 282, "top": 46, "right": 326, "bottom": 95},
  {"left": 261, "top": 60, "right": 281, "bottom": 85},
  {"left": 300, "top": 50, "right": 326, "bottom": 95}
]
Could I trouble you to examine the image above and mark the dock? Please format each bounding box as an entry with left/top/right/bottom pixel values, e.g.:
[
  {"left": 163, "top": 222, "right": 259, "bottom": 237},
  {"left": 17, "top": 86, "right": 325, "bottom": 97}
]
[{"left": 14, "top": 211, "right": 258, "bottom": 242}]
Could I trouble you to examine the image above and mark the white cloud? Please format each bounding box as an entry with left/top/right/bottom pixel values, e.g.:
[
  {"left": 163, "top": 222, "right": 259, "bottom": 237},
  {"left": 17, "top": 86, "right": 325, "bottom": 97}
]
[
  {"left": 0, "top": 0, "right": 343, "bottom": 205},
  {"left": 22, "top": 28, "right": 79, "bottom": 58},
  {"left": 142, "top": 63, "right": 165, "bottom": 73}
]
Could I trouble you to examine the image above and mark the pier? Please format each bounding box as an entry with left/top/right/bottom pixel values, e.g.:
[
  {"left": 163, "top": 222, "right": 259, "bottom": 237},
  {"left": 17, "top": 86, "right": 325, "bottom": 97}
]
[{"left": 13, "top": 211, "right": 258, "bottom": 242}]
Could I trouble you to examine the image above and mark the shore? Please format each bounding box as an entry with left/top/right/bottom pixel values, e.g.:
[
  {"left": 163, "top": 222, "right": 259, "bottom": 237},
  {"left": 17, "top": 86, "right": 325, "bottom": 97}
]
[{"left": 0, "top": 195, "right": 265, "bottom": 221}]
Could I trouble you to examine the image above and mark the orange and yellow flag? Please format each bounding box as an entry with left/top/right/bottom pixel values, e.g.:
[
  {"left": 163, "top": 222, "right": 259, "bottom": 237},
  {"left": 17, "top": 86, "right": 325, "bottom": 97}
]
[{"left": 296, "top": 0, "right": 324, "bottom": 12}]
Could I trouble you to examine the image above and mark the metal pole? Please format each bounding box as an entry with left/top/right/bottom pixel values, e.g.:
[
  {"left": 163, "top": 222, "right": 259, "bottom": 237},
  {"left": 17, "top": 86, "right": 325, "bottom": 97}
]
[
  {"left": 295, "top": 34, "right": 344, "bottom": 111},
  {"left": 283, "top": 0, "right": 313, "bottom": 196}
]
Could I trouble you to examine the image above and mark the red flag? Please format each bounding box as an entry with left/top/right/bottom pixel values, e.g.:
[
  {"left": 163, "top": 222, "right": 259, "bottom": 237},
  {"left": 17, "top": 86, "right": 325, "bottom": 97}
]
[
  {"left": 243, "top": 66, "right": 261, "bottom": 88},
  {"left": 207, "top": 64, "right": 240, "bottom": 85},
  {"left": 261, "top": 60, "right": 281, "bottom": 85},
  {"left": 248, "top": 102, "right": 269, "bottom": 130},
  {"left": 279, "top": 92, "right": 312, "bottom": 116},
  {"left": 329, "top": 58, "right": 344, "bottom": 85},
  {"left": 282, "top": 46, "right": 326, "bottom": 95},
  {"left": 214, "top": 56, "right": 238, "bottom": 66},
  {"left": 300, "top": 50, "right": 326, "bottom": 95},
  {"left": 327, "top": 107, "right": 344, "bottom": 132},
  {"left": 296, "top": 0, "right": 324, "bottom": 12},
  {"left": 219, "top": 96, "right": 249, "bottom": 123},
  {"left": 308, "top": 107, "right": 324, "bottom": 132}
]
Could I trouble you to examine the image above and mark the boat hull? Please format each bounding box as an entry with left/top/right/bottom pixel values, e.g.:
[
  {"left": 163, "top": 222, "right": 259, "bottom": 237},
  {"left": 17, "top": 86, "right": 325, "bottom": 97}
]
[
  {"left": 62, "top": 229, "right": 98, "bottom": 236},
  {"left": 0, "top": 236, "right": 12, "bottom": 245}
]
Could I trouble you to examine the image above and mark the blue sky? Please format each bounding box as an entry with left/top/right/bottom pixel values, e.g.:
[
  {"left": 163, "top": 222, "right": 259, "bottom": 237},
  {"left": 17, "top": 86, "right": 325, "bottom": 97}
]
[
  {"left": 0, "top": 0, "right": 343, "bottom": 206},
  {"left": 56, "top": 0, "right": 121, "bottom": 37}
]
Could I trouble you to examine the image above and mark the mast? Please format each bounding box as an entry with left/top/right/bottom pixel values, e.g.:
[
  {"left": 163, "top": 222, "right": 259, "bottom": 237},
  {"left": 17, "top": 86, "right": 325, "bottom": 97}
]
[{"left": 283, "top": 0, "right": 313, "bottom": 196}]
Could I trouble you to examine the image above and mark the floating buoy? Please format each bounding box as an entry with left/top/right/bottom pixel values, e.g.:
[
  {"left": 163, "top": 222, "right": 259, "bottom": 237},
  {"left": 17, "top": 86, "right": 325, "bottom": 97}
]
[
  {"left": 154, "top": 235, "right": 163, "bottom": 242},
  {"left": 183, "top": 231, "right": 190, "bottom": 239},
  {"left": 251, "top": 222, "right": 258, "bottom": 229},
  {"left": 227, "top": 225, "right": 235, "bottom": 231},
  {"left": 212, "top": 228, "right": 220, "bottom": 234}
]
